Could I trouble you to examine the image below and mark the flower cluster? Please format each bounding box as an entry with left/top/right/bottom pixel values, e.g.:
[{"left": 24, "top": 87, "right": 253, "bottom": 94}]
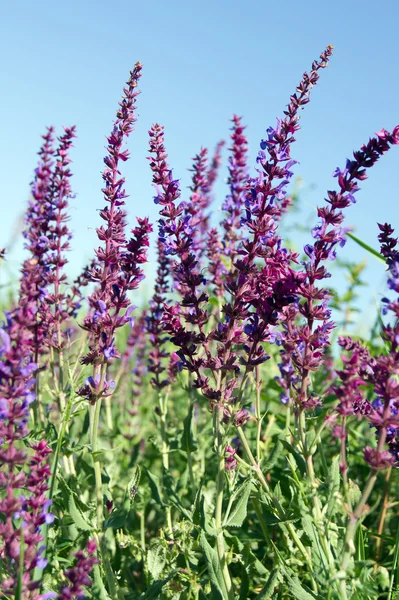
[
  {"left": 283, "top": 127, "right": 399, "bottom": 410},
  {"left": 0, "top": 309, "right": 52, "bottom": 596},
  {"left": 59, "top": 539, "right": 98, "bottom": 599},
  {"left": 44, "top": 126, "right": 77, "bottom": 351},
  {"left": 19, "top": 128, "right": 55, "bottom": 358},
  {"left": 81, "top": 62, "right": 152, "bottom": 369}
]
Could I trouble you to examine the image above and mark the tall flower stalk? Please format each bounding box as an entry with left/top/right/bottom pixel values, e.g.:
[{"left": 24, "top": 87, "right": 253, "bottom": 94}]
[{"left": 79, "top": 62, "right": 151, "bottom": 599}]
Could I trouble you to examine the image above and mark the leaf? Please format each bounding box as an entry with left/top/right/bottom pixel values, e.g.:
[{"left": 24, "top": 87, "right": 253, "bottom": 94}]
[
  {"left": 326, "top": 455, "right": 340, "bottom": 518},
  {"left": 199, "top": 531, "right": 229, "bottom": 600},
  {"left": 196, "top": 492, "right": 217, "bottom": 536},
  {"left": 300, "top": 514, "right": 325, "bottom": 571},
  {"left": 280, "top": 564, "right": 317, "bottom": 600},
  {"left": 147, "top": 541, "right": 167, "bottom": 580},
  {"left": 181, "top": 403, "right": 198, "bottom": 454},
  {"left": 164, "top": 472, "right": 192, "bottom": 520},
  {"left": 255, "top": 568, "right": 279, "bottom": 599},
  {"left": 225, "top": 479, "right": 252, "bottom": 528},
  {"left": 348, "top": 479, "right": 362, "bottom": 506},
  {"left": 145, "top": 469, "right": 165, "bottom": 507},
  {"left": 92, "top": 564, "right": 111, "bottom": 600},
  {"left": 68, "top": 491, "right": 92, "bottom": 531},
  {"left": 103, "top": 502, "right": 129, "bottom": 530},
  {"left": 280, "top": 440, "right": 306, "bottom": 475},
  {"left": 346, "top": 232, "right": 385, "bottom": 263},
  {"left": 139, "top": 579, "right": 169, "bottom": 599},
  {"left": 127, "top": 465, "right": 141, "bottom": 503},
  {"left": 262, "top": 438, "right": 283, "bottom": 473}
]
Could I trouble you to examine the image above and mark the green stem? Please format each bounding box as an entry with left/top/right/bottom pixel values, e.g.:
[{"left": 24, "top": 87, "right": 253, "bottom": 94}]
[
  {"left": 298, "top": 410, "right": 335, "bottom": 573},
  {"left": 89, "top": 365, "right": 125, "bottom": 600},
  {"left": 105, "top": 395, "right": 113, "bottom": 430},
  {"left": 255, "top": 366, "right": 262, "bottom": 462},
  {"left": 338, "top": 471, "right": 378, "bottom": 599},
  {"left": 90, "top": 397, "right": 104, "bottom": 530},
  {"left": 235, "top": 425, "right": 316, "bottom": 586},
  {"left": 338, "top": 395, "right": 391, "bottom": 596},
  {"left": 214, "top": 405, "right": 234, "bottom": 600},
  {"left": 36, "top": 388, "right": 75, "bottom": 585},
  {"left": 158, "top": 390, "right": 173, "bottom": 533}
]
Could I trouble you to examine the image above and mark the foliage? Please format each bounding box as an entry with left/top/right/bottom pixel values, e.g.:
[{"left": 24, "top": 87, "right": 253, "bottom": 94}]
[{"left": 1, "top": 46, "right": 399, "bottom": 600}]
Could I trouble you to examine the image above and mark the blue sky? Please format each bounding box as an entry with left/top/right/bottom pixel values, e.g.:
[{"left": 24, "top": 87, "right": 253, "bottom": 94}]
[{"left": 1, "top": 0, "right": 398, "bottom": 329}]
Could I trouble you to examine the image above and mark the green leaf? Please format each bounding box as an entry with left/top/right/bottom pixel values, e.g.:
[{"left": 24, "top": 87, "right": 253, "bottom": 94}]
[
  {"left": 348, "top": 479, "right": 362, "bottom": 506},
  {"left": 92, "top": 564, "right": 111, "bottom": 600},
  {"left": 346, "top": 232, "right": 385, "bottom": 263},
  {"left": 181, "top": 403, "right": 198, "bottom": 454},
  {"left": 255, "top": 568, "right": 279, "bottom": 599},
  {"left": 280, "top": 440, "right": 306, "bottom": 475},
  {"left": 147, "top": 541, "right": 167, "bottom": 580},
  {"left": 262, "top": 437, "right": 283, "bottom": 473},
  {"left": 326, "top": 455, "right": 340, "bottom": 518},
  {"left": 225, "top": 479, "right": 252, "bottom": 528},
  {"left": 281, "top": 567, "right": 317, "bottom": 600},
  {"left": 192, "top": 487, "right": 216, "bottom": 534},
  {"left": 103, "top": 502, "right": 129, "bottom": 530},
  {"left": 138, "top": 575, "right": 175, "bottom": 599},
  {"left": 300, "top": 514, "right": 325, "bottom": 571},
  {"left": 127, "top": 465, "right": 141, "bottom": 503},
  {"left": 199, "top": 531, "right": 229, "bottom": 600},
  {"left": 145, "top": 469, "right": 165, "bottom": 507},
  {"left": 68, "top": 491, "right": 92, "bottom": 531}
]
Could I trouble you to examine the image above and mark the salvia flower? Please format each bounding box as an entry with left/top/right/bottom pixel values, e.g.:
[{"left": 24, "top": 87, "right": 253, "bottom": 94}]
[
  {"left": 19, "top": 128, "right": 55, "bottom": 359},
  {"left": 0, "top": 308, "right": 52, "bottom": 596},
  {"left": 82, "top": 62, "right": 152, "bottom": 368},
  {"left": 59, "top": 539, "right": 99, "bottom": 600}
]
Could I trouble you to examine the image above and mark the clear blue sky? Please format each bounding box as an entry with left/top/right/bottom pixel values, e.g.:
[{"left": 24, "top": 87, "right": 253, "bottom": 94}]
[{"left": 1, "top": 0, "right": 398, "bottom": 330}]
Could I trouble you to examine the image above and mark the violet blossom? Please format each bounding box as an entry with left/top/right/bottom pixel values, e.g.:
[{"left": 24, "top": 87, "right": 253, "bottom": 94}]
[{"left": 81, "top": 62, "right": 153, "bottom": 374}]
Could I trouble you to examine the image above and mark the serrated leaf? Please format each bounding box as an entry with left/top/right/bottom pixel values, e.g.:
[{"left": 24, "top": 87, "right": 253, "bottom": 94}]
[
  {"left": 147, "top": 542, "right": 167, "bottom": 580},
  {"left": 226, "top": 479, "right": 252, "bottom": 528},
  {"left": 348, "top": 479, "right": 362, "bottom": 506},
  {"left": 255, "top": 568, "right": 279, "bottom": 599},
  {"left": 68, "top": 492, "right": 92, "bottom": 531},
  {"left": 199, "top": 532, "right": 229, "bottom": 600},
  {"left": 181, "top": 403, "right": 198, "bottom": 454}
]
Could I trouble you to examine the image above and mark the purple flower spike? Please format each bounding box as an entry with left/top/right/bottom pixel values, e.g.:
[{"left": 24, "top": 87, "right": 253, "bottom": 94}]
[
  {"left": 59, "top": 540, "right": 99, "bottom": 600},
  {"left": 81, "top": 63, "right": 152, "bottom": 371}
]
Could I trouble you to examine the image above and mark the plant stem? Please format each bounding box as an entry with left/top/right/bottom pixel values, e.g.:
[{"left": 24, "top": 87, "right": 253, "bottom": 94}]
[
  {"left": 298, "top": 410, "right": 335, "bottom": 572},
  {"left": 90, "top": 396, "right": 104, "bottom": 530},
  {"left": 255, "top": 365, "right": 262, "bottom": 462},
  {"left": 338, "top": 470, "right": 378, "bottom": 599},
  {"left": 89, "top": 365, "right": 125, "bottom": 600},
  {"left": 339, "top": 394, "right": 392, "bottom": 596},
  {"left": 158, "top": 390, "right": 173, "bottom": 533},
  {"left": 375, "top": 467, "right": 392, "bottom": 563},
  {"left": 235, "top": 425, "right": 317, "bottom": 585},
  {"left": 214, "top": 405, "right": 234, "bottom": 600}
]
